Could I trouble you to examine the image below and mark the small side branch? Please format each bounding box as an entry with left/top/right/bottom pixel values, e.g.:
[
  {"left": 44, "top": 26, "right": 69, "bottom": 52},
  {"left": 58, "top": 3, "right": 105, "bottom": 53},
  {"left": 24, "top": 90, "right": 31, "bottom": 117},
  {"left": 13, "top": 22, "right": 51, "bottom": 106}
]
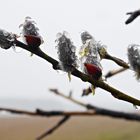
[
  {"left": 105, "top": 68, "right": 127, "bottom": 79},
  {"left": 36, "top": 116, "right": 70, "bottom": 140},
  {"left": 0, "top": 99, "right": 140, "bottom": 121},
  {"left": 0, "top": 108, "right": 96, "bottom": 117},
  {"left": 125, "top": 9, "right": 140, "bottom": 24},
  {"left": 50, "top": 89, "right": 140, "bottom": 121},
  {"left": 1, "top": 88, "right": 140, "bottom": 140},
  {"left": 105, "top": 53, "right": 129, "bottom": 69}
]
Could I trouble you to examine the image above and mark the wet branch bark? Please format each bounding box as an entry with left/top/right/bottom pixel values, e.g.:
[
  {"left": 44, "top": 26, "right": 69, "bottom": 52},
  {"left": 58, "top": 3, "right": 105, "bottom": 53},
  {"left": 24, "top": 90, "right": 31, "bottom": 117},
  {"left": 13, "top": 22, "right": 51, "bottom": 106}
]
[{"left": 14, "top": 40, "right": 140, "bottom": 106}]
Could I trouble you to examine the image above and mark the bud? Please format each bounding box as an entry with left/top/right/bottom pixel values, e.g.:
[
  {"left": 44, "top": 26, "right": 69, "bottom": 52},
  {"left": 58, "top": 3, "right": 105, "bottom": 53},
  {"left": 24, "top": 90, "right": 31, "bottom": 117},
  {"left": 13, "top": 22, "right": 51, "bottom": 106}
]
[
  {"left": 79, "top": 31, "right": 103, "bottom": 95},
  {"left": 0, "top": 29, "right": 16, "bottom": 49},
  {"left": 80, "top": 31, "right": 100, "bottom": 60},
  {"left": 81, "top": 31, "right": 94, "bottom": 44},
  {"left": 56, "top": 31, "right": 77, "bottom": 81},
  {"left": 84, "top": 63, "right": 102, "bottom": 80},
  {"left": 80, "top": 31, "right": 107, "bottom": 59},
  {"left": 79, "top": 31, "right": 102, "bottom": 74},
  {"left": 96, "top": 41, "right": 107, "bottom": 59},
  {"left": 127, "top": 44, "right": 140, "bottom": 80},
  {"left": 19, "top": 17, "right": 43, "bottom": 48}
]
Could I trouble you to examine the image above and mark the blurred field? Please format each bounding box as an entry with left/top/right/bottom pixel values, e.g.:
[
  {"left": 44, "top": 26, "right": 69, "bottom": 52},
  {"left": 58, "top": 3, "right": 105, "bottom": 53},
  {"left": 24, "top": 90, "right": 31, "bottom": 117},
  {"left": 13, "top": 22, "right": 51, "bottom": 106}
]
[{"left": 0, "top": 116, "right": 140, "bottom": 140}]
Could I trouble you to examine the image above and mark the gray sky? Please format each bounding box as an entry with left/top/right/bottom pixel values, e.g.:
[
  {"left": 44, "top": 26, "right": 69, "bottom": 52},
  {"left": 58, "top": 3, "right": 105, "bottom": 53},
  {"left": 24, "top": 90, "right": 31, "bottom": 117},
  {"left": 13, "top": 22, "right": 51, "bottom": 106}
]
[{"left": 0, "top": 0, "right": 140, "bottom": 111}]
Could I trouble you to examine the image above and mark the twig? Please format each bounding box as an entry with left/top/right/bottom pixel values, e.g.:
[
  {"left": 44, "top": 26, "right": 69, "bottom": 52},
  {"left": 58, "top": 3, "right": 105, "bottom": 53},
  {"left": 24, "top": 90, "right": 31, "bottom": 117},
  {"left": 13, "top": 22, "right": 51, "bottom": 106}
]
[
  {"left": 82, "top": 87, "right": 92, "bottom": 96},
  {"left": 36, "top": 116, "right": 70, "bottom": 140},
  {"left": 82, "top": 67, "right": 127, "bottom": 95},
  {"left": 50, "top": 89, "right": 140, "bottom": 121},
  {"left": 105, "top": 68, "right": 127, "bottom": 79},
  {"left": 49, "top": 89, "right": 88, "bottom": 107},
  {"left": 0, "top": 91, "right": 140, "bottom": 140},
  {"left": 36, "top": 109, "right": 96, "bottom": 116},
  {"left": 125, "top": 9, "right": 140, "bottom": 24},
  {"left": 0, "top": 100, "right": 140, "bottom": 121},
  {"left": 105, "top": 53, "right": 129, "bottom": 69},
  {"left": 14, "top": 40, "right": 140, "bottom": 106},
  {"left": 0, "top": 108, "right": 96, "bottom": 117}
]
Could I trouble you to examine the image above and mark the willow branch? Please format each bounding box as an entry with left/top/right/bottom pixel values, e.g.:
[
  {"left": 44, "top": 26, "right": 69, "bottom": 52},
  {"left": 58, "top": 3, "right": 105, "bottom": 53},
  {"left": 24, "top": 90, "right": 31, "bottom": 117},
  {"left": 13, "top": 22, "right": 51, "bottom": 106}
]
[
  {"left": 82, "top": 87, "right": 92, "bottom": 96},
  {"left": 104, "top": 53, "right": 129, "bottom": 68},
  {"left": 125, "top": 9, "right": 140, "bottom": 24},
  {"left": 105, "top": 68, "right": 127, "bottom": 79},
  {"left": 0, "top": 108, "right": 96, "bottom": 117},
  {"left": 36, "top": 116, "right": 70, "bottom": 140},
  {"left": 15, "top": 40, "right": 59, "bottom": 70},
  {"left": 15, "top": 40, "right": 140, "bottom": 106},
  {"left": 50, "top": 89, "right": 140, "bottom": 121},
  {"left": 0, "top": 102, "right": 140, "bottom": 121}
]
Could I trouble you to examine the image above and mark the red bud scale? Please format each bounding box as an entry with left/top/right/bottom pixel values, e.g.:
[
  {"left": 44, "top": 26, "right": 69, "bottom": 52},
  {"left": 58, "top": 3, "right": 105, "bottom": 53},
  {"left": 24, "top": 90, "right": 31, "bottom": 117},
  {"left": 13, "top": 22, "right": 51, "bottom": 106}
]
[{"left": 84, "top": 63, "right": 102, "bottom": 80}]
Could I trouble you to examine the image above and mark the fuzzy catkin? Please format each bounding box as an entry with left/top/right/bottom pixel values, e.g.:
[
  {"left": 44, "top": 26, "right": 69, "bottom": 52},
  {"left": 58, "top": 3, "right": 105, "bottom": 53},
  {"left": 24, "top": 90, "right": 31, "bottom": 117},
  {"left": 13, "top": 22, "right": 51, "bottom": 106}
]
[
  {"left": 19, "top": 17, "right": 43, "bottom": 44},
  {"left": 0, "top": 29, "right": 16, "bottom": 49},
  {"left": 128, "top": 44, "right": 140, "bottom": 80},
  {"left": 56, "top": 31, "right": 77, "bottom": 72},
  {"left": 79, "top": 31, "right": 102, "bottom": 74}
]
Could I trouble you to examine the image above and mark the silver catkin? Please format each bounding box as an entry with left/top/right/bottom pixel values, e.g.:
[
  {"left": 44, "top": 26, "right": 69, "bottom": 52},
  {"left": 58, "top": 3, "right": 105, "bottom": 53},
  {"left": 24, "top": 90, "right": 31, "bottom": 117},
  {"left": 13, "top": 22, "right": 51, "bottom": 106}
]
[
  {"left": 19, "top": 17, "right": 43, "bottom": 44},
  {"left": 0, "top": 29, "right": 16, "bottom": 49},
  {"left": 79, "top": 31, "right": 102, "bottom": 74},
  {"left": 128, "top": 44, "right": 140, "bottom": 80},
  {"left": 56, "top": 31, "right": 77, "bottom": 72}
]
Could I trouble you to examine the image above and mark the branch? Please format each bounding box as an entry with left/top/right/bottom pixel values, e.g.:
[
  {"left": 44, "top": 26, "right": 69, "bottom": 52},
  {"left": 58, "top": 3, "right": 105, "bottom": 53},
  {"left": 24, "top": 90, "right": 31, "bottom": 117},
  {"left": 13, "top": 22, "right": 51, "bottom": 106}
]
[
  {"left": 105, "top": 68, "right": 127, "bottom": 79},
  {"left": 0, "top": 89, "right": 140, "bottom": 139},
  {"left": 0, "top": 102, "right": 139, "bottom": 122},
  {"left": 14, "top": 40, "right": 140, "bottom": 106},
  {"left": 104, "top": 53, "right": 129, "bottom": 69},
  {"left": 50, "top": 89, "right": 140, "bottom": 121},
  {"left": 0, "top": 108, "right": 96, "bottom": 117},
  {"left": 0, "top": 100, "right": 140, "bottom": 121},
  {"left": 125, "top": 9, "right": 140, "bottom": 24},
  {"left": 36, "top": 116, "right": 70, "bottom": 140},
  {"left": 82, "top": 87, "right": 92, "bottom": 96},
  {"left": 82, "top": 67, "right": 127, "bottom": 95},
  {"left": 15, "top": 40, "right": 59, "bottom": 70}
]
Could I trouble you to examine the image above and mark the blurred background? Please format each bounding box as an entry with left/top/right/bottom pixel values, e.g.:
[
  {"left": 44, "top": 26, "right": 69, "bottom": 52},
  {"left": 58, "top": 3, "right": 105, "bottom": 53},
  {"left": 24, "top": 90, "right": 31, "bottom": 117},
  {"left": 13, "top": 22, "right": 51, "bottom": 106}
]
[{"left": 0, "top": 0, "right": 140, "bottom": 139}]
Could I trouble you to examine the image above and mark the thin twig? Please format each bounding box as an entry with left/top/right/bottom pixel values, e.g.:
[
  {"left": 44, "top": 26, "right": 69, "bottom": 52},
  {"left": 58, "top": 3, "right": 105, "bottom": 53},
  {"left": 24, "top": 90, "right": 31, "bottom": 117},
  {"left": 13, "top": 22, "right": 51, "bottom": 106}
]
[
  {"left": 50, "top": 89, "right": 140, "bottom": 121},
  {"left": 0, "top": 100, "right": 140, "bottom": 121},
  {"left": 125, "top": 9, "right": 140, "bottom": 24},
  {"left": 14, "top": 40, "right": 140, "bottom": 106},
  {"left": 0, "top": 108, "right": 96, "bottom": 117},
  {"left": 36, "top": 116, "right": 70, "bottom": 140},
  {"left": 82, "top": 87, "right": 92, "bottom": 96},
  {"left": 49, "top": 89, "right": 87, "bottom": 107},
  {"left": 105, "top": 68, "right": 127, "bottom": 79},
  {"left": 105, "top": 53, "right": 129, "bottom": 69}
]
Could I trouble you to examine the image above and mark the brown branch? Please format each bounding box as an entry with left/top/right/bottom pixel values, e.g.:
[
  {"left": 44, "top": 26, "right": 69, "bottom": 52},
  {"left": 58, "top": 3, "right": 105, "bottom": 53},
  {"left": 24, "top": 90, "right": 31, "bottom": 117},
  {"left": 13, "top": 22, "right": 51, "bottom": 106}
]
[
  {"left": 50, "top": 89, "right": 140, "bottom": 121},
  {"left": 14, "top": 40, "right": 140, "bottom": 106},
  {"left": 1, "top": 87, "right": 140, "bottom": 140},
  {"left": 36, "top": 116, "right": 70, "bottom": 140},
  {"left": 15, "top": 40, "right": 59, "bottom": 70},
  {"left": 0, "top": 108, "right": 96, "bottom": 117},
  {"left": 125, "top": 9, "right": 140, "bottom": 24},
  {"left": 0, "top": 100, "right": 140, "bottom": 121},
  {"left": 105, "top": 68, "right": 127, "bottom": 79},
  {"left": 104, "top": 53, "right": 129, "bottom": 69},
  {"left": 1, "top": 89, "right": 140, "bottom": 140},
  {"left": 50, "top": 89, "right": 89, "bottom": 107},
  {"left": 82, "top": 87, "right": 92, "bottom": 96},
  {"left": 0, "top": 89, "right": 140, "bottom": 139}
]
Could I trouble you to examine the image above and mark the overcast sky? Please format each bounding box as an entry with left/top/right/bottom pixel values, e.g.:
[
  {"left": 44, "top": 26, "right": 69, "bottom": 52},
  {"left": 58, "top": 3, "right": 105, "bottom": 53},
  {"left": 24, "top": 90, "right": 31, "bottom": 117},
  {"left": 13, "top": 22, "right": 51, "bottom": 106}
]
[{"left": 0, "top": 0, "right": 140, "bottom": 111}]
